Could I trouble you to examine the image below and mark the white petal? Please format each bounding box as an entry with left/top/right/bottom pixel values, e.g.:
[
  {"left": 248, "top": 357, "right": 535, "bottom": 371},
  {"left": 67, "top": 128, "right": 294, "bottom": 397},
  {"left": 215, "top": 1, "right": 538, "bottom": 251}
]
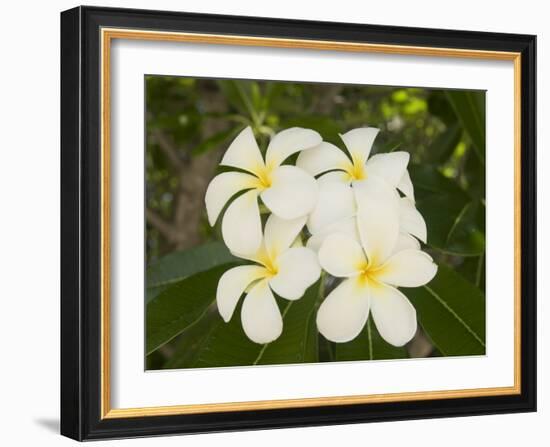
[
  {"left": 205, "top": 172, "right": 259, "bottom": 225},
  {"left": 374, "top": 249, "right": 437, "bottom": 287},
  {"left": 370, "top": 283, "right": 417, "bottom": 347},
  {"left": 260, "top": 165, "right": 318, "bottom": 219},
  {"left": 230, "top": 242, "right": 270, "bottom": 266},
  {"left": 306, "top": 217, "right": 360, "bottom": 252},
  {"left": 318, "top": 233, "right": 365, "bottom": 278},
  {"left": 265, "top": 127, "right": 322, "bottom": 168},
  {"left": 241, "top": 280, "right": 282, "bottom": 344},
  {"left": 365, "top": 152, "right": 410, "bottom": 187},
  {"left": 220, "top": 126, "right": 265, "bottom": 176},
  {"left": 296, "top": 141, "right": 352, "bottom": 176},
  {"left": 263, "top": 214, "right": 307, "bottom": 260},
  {"left": 399, "top": 197, "right": 427, "bottom": 243},
  {"left": 222, "top": 189, "right": 262, "bottom": 255},
  {"left": 340, "top": 127, "right": 380, "bottom": 165},
  {"left": 307, "top": 181, "right": 356, "bottom": 234},
  {"left": 397, "top": 169, "right": 415, "bottom": 201},
  {"left": 353, "top": 176, "right": 400, "bottom": 266},
  {"left": 269, "top": 247, "right": 321, "bottom": 300},
  {"left": 317, "top": 170, "right": 351, "bottom": 185},
  {"left": 392, "top": 233, "right": 421, "bottom": 254},
  {"left": 316, "top": 277, "right": 370, "bottom": 343},
  {"left": 216, "top": 265, "right": 268, "bottom": 322}
]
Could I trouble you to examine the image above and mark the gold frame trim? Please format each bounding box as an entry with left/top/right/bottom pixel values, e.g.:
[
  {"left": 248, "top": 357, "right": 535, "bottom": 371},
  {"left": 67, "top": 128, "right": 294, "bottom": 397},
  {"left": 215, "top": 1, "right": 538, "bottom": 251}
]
[{"left": 100, "top": 28, "right": 522, "bottom": 419}]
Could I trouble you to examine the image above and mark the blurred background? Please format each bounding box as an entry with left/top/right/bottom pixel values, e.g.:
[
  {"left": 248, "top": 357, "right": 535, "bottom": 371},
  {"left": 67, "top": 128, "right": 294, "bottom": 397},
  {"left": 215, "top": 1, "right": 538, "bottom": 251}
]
[{"left": 145, "top": 76, "right": 486, "bottom": 370}]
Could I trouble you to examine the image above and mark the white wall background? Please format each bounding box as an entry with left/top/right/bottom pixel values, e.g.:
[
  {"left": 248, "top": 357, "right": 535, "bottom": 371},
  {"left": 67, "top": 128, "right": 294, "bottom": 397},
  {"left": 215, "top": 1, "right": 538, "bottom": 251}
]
[{"left": 0, "top": 0, "right": 546, "bottom": 445}]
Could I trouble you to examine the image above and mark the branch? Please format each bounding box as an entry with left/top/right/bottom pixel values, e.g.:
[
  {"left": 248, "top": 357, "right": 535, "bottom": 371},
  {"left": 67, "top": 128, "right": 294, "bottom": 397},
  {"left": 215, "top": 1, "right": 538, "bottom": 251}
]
[
  {"left": 150, "top": 128, "right": 184, "bottom": 170},
  {"left": 145, "top": 208, "right": 180, "bottom": 243}
]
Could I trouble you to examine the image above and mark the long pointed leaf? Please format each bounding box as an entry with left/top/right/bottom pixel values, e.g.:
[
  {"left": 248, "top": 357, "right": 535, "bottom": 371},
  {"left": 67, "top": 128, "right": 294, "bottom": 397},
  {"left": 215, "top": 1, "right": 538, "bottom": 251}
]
[
  {"left": 445, "top": 90, "right": 486, "bottom": 161},
  {"left": 146, "top": 264, "right": 235, "bottom": 354},
  {"left": 405, "top": 264, "right": 485, "bottom": 356},
  {"left": 146, "top": 242, "right": 238, "bottom": 304}
]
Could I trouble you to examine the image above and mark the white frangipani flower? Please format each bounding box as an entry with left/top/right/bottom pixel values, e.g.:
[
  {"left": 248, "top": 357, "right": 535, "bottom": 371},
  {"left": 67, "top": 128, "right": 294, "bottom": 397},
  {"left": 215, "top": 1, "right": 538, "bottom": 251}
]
[
  {"left": 216, "top": 214, "right": 321, "bottom": 344},
  {"left": 296, "top": 127, "right": 414, "bottom": 200},
  {"left": 205, "top": 126, "right": 322, "bottom": 255},
  {"left": 316, "top": 176, "right": 437, "bottom": 346}
]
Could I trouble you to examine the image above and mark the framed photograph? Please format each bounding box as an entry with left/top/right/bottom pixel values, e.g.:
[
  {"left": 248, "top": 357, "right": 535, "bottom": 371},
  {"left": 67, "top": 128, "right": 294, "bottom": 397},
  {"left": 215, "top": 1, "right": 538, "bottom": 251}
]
[{"left": 60, "top": 6, "right": 536, "bottom": 441}]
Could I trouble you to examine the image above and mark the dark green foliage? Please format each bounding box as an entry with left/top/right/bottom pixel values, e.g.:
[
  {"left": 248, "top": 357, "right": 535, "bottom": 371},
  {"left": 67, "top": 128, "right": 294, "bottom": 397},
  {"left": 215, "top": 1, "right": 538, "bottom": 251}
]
[{"left": 163, "top": 281, "right": 321, "bottom": 369}]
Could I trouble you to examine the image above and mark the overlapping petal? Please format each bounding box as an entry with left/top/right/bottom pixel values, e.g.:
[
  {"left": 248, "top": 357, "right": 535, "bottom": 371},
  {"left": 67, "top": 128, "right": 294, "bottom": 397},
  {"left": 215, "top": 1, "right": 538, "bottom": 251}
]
[
  {"left": 265, "top": 127, "right": 322, "bottom": 168},
  {"left": 318, "top": 233, "right": 365, "bottom": 277},
  {"left": 205, "top": 172, "right": 259, "bottom": 225},
  {"left": 353, "top": 176, "right": 400, "bottom": 265},
  {"left": 221, "top": 189, "right": 262, "bottom": 255},
  {"left": 340, "top": 127, "right": 379, "bottom": 165},
  {"left": 296, "top": 141, "right": 352, "bottom": 176},
  {"left": 397, "top": 169, "right": 415, "bottom": 201},
  {"left": 260, "top": 165, "right": 318, "bottom": 219},
  {"left": 269, "top": 247, "right": 321, "bottom": 300},
  {"left": 241, "top": 280, "right": 283, "bottom": 344},
  {"left": 399, "top": 197, "right": 427, "bottom": 243},
  {"left": 263, "top": 214, "right": 307, "bottom": 261},
  {"left": 307, "top": 181, "right": 356, "bottom": 234},
  {"left": 316, "top": 277, "right": 370, "bottom": 343},
  {"left": 392, "top": 233, "right": 421, "bottom": 254},
  {"left": 220, "top": 126, "right": 265, "bottom": 176},
  {"left": 317, "top": 170, "right": 351, "bottom": 185},
  {"left": 373, "top": 249, "right": 437, "bottom": 287},
  {"left": 306, "top": 217, "right": 359, "bottom": 252},
  {"left": 365, "top": 152, "right": 410, "bottom": 187},
  {"left": 369, "top": 282, "right": 417, "bottom": 346},
  {"left": 216, "top": 265, "right": 268, "bottom": 322}
]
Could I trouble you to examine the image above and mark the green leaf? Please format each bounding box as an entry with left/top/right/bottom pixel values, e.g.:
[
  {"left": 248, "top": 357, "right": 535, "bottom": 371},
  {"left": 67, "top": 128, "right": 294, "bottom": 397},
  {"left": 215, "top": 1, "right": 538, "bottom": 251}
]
[
  {"left": 457, "top": 255, "right": 485, "bottom": 290},
  {"left": 162, "top": 307, "right": 220, "bottom": 369},
  {"left": 425, "top": 124, "right": 461, "bottom": 164},
  {"left": 335, "top": 318, "right": 408, "bottom": 361},
  {"left": 191, "top": 128, "right": 238, "bottom": 156},
  {"left": 445, "top": 200, "right": 485, "bottom": 256},
  {"left": 410, "top": 165, "right": 485, "bottom": 256},
  {"left": 463, "top": 145, "right": 486, "bottom": 199},
  {"left": 409, "top": 163, "right": 466, "bottom": 197},
  {"left": 215, "top": 80, "right": 249, "bottom": 115},
  {"left": 428, "top": 91, "right": 457, "bottom": 126},
  {"left": 146, "top": 284, "right": 169, "bottom": 303},
  {"left": 146, "top": 264, "right": 235, "bottom": 354},
  {"left": 146, "top": 241, "right": 237, "bottom": 296},
  {"left": 405, "top": 264, "right": 486, "bottom": 356},
  {"left": 169, "top": 280, "right": 322, "bottom": 369},
  {"left": 445, "top": 90, "right": 485, "bottom": 161}
]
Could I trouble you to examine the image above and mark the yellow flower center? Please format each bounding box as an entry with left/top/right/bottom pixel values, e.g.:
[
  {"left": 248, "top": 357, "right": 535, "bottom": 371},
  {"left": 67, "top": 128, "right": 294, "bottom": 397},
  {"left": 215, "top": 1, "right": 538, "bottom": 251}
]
[
  {"left": 356, "top": 261, "right": 373, "bottom": 285},
  {"left": 253, "top": 164, "right": 273, "bottom": 190},
  {"left": 344, "top": 156, "right": 367, "bottom": 181},
  {"left": 354, "top": 258, "right": 384, "bottom": 287},
  {"left": 256, "top": 248, "right": 279, "bottom": 278}
]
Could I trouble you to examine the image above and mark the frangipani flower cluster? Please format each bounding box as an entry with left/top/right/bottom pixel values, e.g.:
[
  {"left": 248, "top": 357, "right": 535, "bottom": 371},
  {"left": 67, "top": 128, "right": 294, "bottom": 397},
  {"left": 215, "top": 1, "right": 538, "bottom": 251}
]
[{"left": 205, "top": 126, "right": 437, "bottom": 346}]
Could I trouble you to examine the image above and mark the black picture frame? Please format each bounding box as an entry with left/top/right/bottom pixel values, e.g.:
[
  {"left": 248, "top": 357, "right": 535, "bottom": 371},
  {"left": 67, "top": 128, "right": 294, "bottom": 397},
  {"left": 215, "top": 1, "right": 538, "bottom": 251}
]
[{"left": 61, "top": 5, "right": 536, "bottom": 441}]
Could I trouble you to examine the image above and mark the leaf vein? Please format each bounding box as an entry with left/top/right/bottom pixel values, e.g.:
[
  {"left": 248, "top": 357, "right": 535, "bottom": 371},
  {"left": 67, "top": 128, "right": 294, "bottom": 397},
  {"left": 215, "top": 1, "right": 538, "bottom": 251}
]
[{"left": 423, "top": 285, "right": 485, "bottom": 348}]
